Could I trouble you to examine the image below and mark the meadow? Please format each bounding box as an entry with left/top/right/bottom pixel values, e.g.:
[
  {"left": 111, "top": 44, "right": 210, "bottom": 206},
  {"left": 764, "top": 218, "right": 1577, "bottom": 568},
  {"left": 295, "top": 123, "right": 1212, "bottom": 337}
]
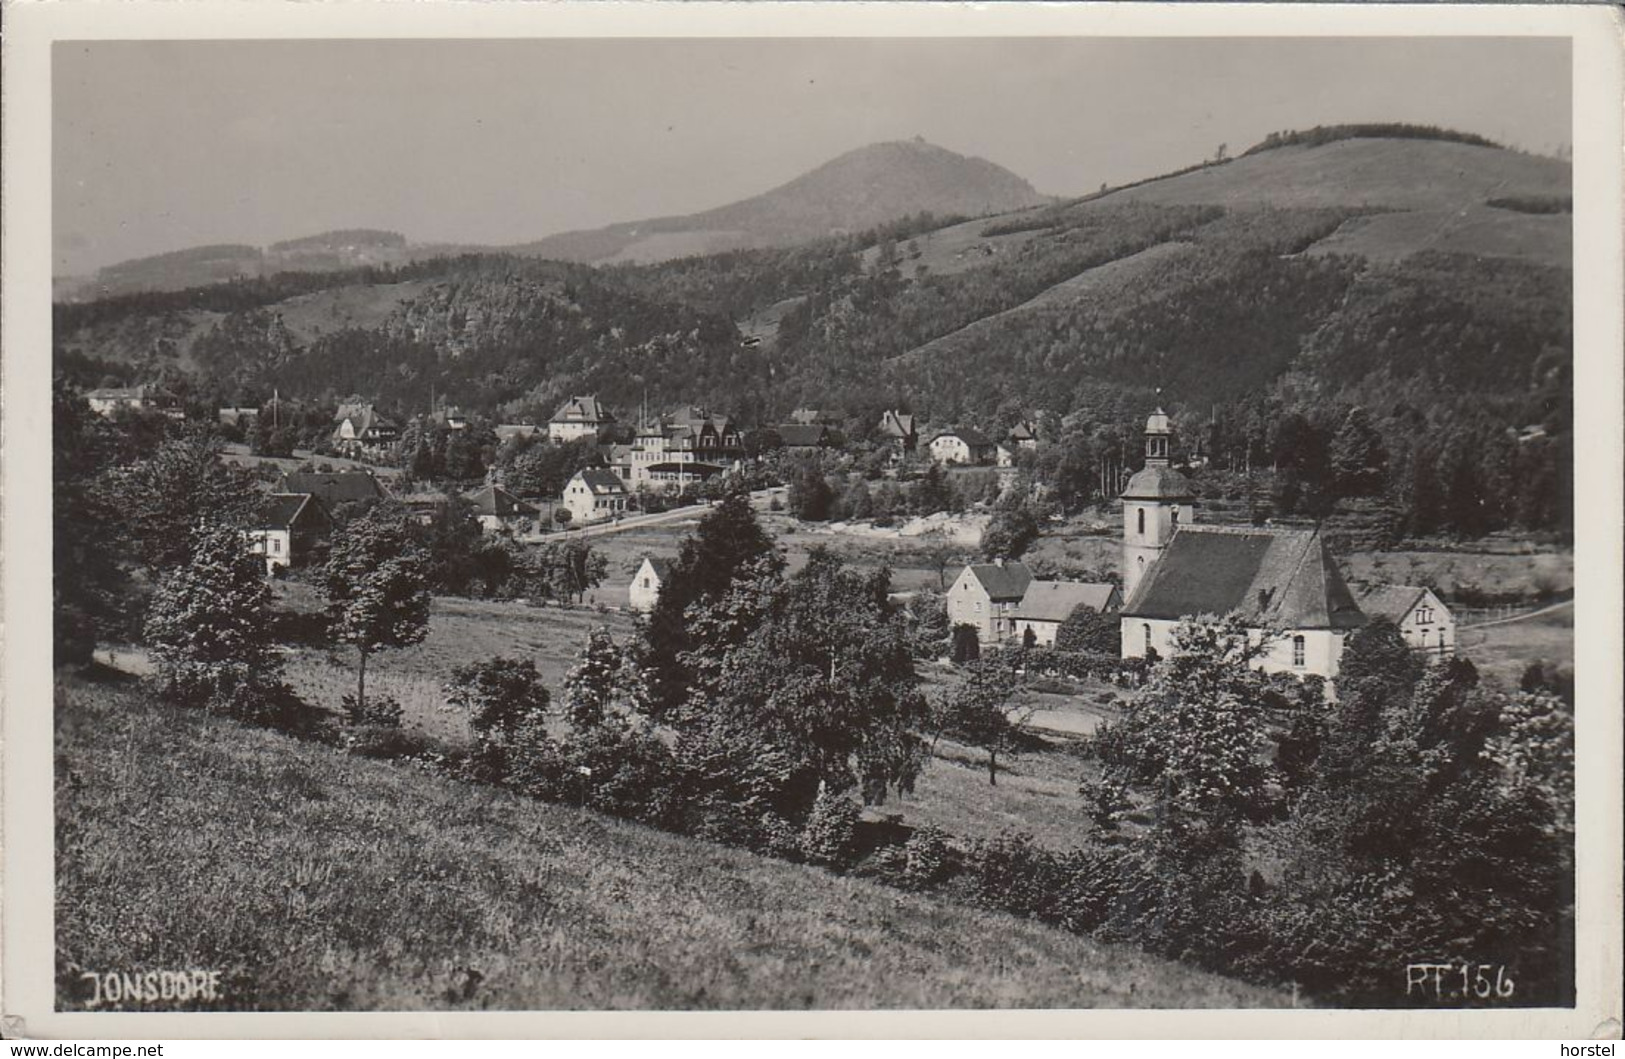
[{"left": 54, "top": 672, "right": 1290, "bottom": 1011}]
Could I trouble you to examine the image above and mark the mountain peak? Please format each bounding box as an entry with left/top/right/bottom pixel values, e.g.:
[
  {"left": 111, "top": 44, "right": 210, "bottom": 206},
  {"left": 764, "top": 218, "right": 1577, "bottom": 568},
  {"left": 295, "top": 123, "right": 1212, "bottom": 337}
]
[{"left": 514, "top": 140, "right": 1051, "bottom": 265}]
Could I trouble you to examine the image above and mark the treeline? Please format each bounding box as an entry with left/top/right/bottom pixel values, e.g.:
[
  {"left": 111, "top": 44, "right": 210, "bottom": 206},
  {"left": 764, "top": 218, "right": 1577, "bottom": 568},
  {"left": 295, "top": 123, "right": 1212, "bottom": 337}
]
[{"left": 1244, "top": 123, "right": 1502, "bottom": 156}]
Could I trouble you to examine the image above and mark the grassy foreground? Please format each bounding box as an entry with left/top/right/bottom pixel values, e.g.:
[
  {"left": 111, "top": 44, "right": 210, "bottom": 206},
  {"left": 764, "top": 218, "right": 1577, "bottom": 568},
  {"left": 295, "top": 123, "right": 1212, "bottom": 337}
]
[{"left": 55, "top": 674, "right": 1289, "bottom": 1011}]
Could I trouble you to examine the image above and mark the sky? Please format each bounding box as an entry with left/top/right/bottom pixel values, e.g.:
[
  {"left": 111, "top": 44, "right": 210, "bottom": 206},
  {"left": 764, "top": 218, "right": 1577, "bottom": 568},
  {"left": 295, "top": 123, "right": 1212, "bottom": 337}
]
[{"left": 53, "top": 36, "right": 1571, "bottom": 276}]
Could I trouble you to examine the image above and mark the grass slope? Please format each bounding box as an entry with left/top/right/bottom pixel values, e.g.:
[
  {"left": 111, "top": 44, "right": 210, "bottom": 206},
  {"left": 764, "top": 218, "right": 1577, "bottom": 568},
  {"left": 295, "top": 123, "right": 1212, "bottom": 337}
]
[{"left": 55, "top": 675, "right": 1289, "bottom": 1011}]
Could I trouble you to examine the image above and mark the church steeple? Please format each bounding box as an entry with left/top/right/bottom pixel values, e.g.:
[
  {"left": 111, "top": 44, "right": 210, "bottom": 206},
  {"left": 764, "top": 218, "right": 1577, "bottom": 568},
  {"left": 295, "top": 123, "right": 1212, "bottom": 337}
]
[{"left": 1120, "top": 390, "right": 1195, "bottom": 602}]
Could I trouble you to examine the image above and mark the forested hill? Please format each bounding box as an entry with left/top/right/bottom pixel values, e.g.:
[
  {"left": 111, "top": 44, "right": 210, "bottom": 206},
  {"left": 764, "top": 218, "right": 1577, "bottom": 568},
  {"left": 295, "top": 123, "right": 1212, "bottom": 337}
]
[
  {"left": 512, "top": 139, "right": 1052, "bottom": 265},
  {"left": 56, "top": 129, "right": 1571, "bottom": 462}
]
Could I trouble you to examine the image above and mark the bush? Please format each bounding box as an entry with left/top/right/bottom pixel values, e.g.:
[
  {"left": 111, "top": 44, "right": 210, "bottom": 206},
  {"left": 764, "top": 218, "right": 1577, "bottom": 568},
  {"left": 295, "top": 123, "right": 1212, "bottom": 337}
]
[
  {"left": 800, "top": 790, "right": 863, "bottom": 869},
  {"left": 966, "top": 830, "right": 1060, "bottom": 918},
  {"left": 900, "top": 824, "right": 956, "bottom": 890}
]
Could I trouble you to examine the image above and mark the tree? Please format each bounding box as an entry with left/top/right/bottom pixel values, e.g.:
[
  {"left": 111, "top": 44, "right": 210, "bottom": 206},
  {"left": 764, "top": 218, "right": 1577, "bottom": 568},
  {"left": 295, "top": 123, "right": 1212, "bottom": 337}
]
[
  {"left": 950, "top": 623, "right": 981, "bottom": 663},
  {"left": 54, "top": 381, "right": 126, "bottom": 663},
  {"left": 905, "top": 589, "right": 952, "bottom": 659},
  {"left": 1329, "top": 407, "right": 1387, "bottom": 498},
  {"left": 143, "top": 522, "right": 285, "bottom": 716},
  {"left": 444, "top": 656, "right": 553, "bottom": 783},
  {"left": 911, "top": 461, "right": 953, "bottom": 516},
  {"left": 980, "top": 507, "right": 1040, "bottom": 562},
  {"left": 940, "top": 654, "right": 1032, "bottom": 785},
  {"left": 523, "top": 539, "right": 609, "bottom": 603},
  {"left": 788, "top": 463, "right": 835, "bottom": 521},
  {"left": 695, "top": 548, "right": 931, "bottom": 806},
  {"left": 442, "top": 426, "right": 487, "bottom": 481},
  {"left": 1090, "top": 614, "right": 1277, "bottom": 822},
  {"left": 106, "top": 428, "right": 259, "bottom": 572},
  {"left": 637, "top": 490, "right": 783, "bottom": 719},
  {"left": 323, "top": 513, "right": 432, "bottom": 713},
  {"left": 563, "top": 626, "right": 623, "bottom": 732},
  {"left": 1054, "top": 604, "right": 1121, "bottom": 654}
]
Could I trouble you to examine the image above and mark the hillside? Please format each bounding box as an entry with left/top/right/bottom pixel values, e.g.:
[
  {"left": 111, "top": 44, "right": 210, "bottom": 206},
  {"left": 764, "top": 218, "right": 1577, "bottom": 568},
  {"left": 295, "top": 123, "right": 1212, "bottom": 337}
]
[
  {"left": 55, "top": 673, "right": 1290, "bottom": 1010},
  {"left": 54, "top": 131, "right": 1571, "bottom": 444},
  {"left": 512, "top": 139, "right": 1052, "bottom": 265}
]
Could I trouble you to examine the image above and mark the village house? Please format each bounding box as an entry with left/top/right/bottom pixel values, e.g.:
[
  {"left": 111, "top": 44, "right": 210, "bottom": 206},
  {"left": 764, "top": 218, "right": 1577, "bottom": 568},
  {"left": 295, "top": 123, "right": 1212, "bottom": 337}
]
[
  {"left": 463, "top": 483, "right": 540, "bottom": 535},
  {"left": 395, "top": 487, "right": 453, "bottom": 525},
  {"left": 277, "top": 469, "right": 389, "bottom": 512},
  {"left": 331, "top": 405, "right": 399, "bottom": 457},
  {"left": 1010, "top": 581, "right": 1123, "bottom": 647},
  {"left": 1117, "top": 404, "right": 1367, "bottom": 681},
  {"left": 549, "top": 396, "right": 616, "bottom": 442},
  {"left": 1355, "top": 584, "right": 1457, "bottom": 658},
  {"left": 563, "top": 467, "right": 630, "bottom": 524},
  {"left": 929, "top": 427, "right": 997, "bottom": 466},
  {"left": 621, "top": 406, "right": 745, "bottom": 493},
  {"left": 217, "top": 406, "right": 259, "bottom": 428},
  {"left": 495, "top": 423, "right": 543, "bottom": 445},
  {"left": 947, "top": 560, "right": 1034, "bottom": 644},
  {"left": 628, "top": 556, "right": 673, "bottom": 614},
  {"left": 877, "top": 409, "right": 918, "bottom": 462},
  {"left": 86, "top": 384, "right": 183, "bottom": 419},
  {"left": 776, "top": 422, "right": 840, "bottom": 455},
  {"left": 245, "top": 493, "right": 331, "bottom": 575}
]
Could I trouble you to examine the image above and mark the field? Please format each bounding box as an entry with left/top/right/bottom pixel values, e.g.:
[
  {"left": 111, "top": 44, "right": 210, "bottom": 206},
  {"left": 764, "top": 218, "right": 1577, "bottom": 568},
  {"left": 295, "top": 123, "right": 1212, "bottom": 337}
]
[
  {"left": 54, "top": 673, "right": 1290, "bottom": 1011},
  {"left": 1456, "top": 602, "right": 1575, "bottom": 688}
]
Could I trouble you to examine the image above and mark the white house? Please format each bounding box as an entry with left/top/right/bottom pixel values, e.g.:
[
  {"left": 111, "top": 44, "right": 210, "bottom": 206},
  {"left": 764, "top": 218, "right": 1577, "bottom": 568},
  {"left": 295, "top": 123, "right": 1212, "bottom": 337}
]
[
  {"left": 245, "top": 493, "right": 330, "bottom": 575},
  {"left": 620, "top": 407, "right": 744, "bottom": 493},
  {"left": 1355, "top": 584, "right": 1456, "bottom": 658},
  {"left": 928, "top": 428, "right": 997, "bottom": 466},
  {"left": 1010, "top": 581, "right": 1122, "bottom": 647},
  {"left": 86, "top": 384, "right": 183, "bottom": 419},
  {"left": 947, "top": 561, "right": 1034, "bottom": 644},
  {"left": 549, "top": 396, "right": 616, "bottom": 443},
  {"left": 563, "top": 468, "right": 630, "bottom": 524},
  {"left": 331, "top": 405, "right": 399, "bottom": 456},
  {"left": 628, "top": 557, "right": 673, "bottom": 614},
  {"left": 463, "top": 483, "right": 540, "bottom": 534}
]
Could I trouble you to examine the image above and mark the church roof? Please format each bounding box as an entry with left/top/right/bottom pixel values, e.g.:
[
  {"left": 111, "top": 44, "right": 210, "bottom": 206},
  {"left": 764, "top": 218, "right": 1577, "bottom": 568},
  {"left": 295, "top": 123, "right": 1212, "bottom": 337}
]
[
  {"left": 1123, "top": 525, "right": 1367, "bottom": 631},
  {"left": 1121, "top": 465, "right": 1195, "bottom": 500}
]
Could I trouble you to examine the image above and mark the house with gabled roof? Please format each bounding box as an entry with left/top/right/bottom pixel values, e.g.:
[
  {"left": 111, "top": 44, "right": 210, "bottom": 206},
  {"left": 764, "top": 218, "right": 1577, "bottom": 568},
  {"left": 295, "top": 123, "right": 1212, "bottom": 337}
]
[
  {"left": 929, "top": 427, "right": 996, "bottom": 466},
  {"left": 878, "top": 410, "right": 919, "bottom": 461},
  {"left": 1355, "top": 584, "right": 1455, "bottom": 658},
  {"left": 623, "top": 406, "right": 744, "bottom": 493},
  {"left": 549, "top": 396, "right": 616, "bottom": 442},
  {"left": 86, "top": 384, "right": 183, "bottom": 419},
  {"left": 464, "top": 483, "right": 540, "bottom": 534},
  {"left": 563, "top": 467, "right": 630, "bottom": 524},
  {"left": 1010, "top": 581, "right": 1123, "bottom": 647},
  {"left": 278, "top": 470, "right": 389, "bottom": 510},
  {"left": 331, "top": 405, "right": 399, "bottom": 455},
  {"left": 776, "top": 422, "right": 840, "bottom": 455},
  {"left": 947, "top": 560, "right": 1035, "bottom": 643},
  {"left": 629, "top": 556, "right": 674, "bottom": 614},
  {"left": 246, "top": 492, "right": 331, "bottom": 574}
]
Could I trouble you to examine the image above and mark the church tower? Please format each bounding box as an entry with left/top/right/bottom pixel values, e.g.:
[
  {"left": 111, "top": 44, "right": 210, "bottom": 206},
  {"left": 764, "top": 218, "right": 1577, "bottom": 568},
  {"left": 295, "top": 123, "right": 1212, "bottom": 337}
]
[{"left": 1121, "top": 402, "right": 1195, "bottom": 602}]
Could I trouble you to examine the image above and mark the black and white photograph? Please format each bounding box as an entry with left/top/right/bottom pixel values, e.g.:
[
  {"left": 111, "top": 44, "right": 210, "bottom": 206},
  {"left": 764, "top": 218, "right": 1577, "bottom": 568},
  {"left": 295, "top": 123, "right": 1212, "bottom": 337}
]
[{"left": 4, "top": 1, "right": 1621, "bottom": 1039}]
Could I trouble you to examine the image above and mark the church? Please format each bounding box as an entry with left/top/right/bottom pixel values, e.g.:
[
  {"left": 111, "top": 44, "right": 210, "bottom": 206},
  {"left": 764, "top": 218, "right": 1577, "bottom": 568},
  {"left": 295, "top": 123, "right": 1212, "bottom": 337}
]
[{"left": 1118, "top": 406, "right": 1369, "bottom": 680}]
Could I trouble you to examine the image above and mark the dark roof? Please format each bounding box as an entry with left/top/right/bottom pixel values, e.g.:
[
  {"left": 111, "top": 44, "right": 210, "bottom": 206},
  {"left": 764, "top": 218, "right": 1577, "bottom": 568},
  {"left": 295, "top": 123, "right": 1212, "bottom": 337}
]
[
  {"left": 572, "top": 468, "right": 627, "bottom": 494},
  {"left": 1121, "top": 465, "right": 1195, "bottom": 500},
  {"left": 464, "top": 484, "right": 539, "bottom": 518},
  {"left": 1124, "top": 525, "right": 1367, "bottom": 630},
  {"left": 256, "top": 493, "right": 318, "bottom": 530},
  {"left": 495, "top": 423, "right": 541, "bottom": 441},
  {"left": 934, "top": 427, "right": 993, "bottom": 449},
  {"left": 962, "top": 561, "right": 1034, "bottom": 602},
  {"left": 279, "top": 471, "right": 387, "bottom": 506},
  {"left": 551, "top": 396, "right": 614, "bottom": 424},
  {"left": 1009, "top": 421, "right": 1038, "bottom": 442},
  {"left": 640, "top": 557, "right": 674, "bottom": 580},
  {"left": 879, "top": 410, "right": 917, "bottom": 438},
  {"left": 777, "top": 423, "right": 833, "bottom": 448},
  {"left": 1013, "top": 581, "right": 1119, "bottom": 622},
  {"left": 1355, "top": 584, "right": 1431, "bottom": 623}
]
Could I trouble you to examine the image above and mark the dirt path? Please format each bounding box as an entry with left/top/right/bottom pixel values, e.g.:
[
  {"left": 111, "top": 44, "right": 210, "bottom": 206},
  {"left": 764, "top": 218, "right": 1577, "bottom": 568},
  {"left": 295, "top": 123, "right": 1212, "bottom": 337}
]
[{"left": 1460, "top": 598, "right": 1574, "bottom": 630}]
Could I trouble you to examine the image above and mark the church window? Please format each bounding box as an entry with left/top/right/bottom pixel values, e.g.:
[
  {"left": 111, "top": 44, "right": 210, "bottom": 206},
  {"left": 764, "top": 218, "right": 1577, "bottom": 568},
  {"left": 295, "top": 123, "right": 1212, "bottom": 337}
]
[
  {"left": 1292, "top": 635, "right": 1306, "bottom": 668},
  {"left": 1171, "top": 508, "right": 1179, "bottom": 527},
  {"left": 1136, "top": 508, "right": 1145, "bottom": 535},
  {"left": 1143, "top": 623, "right": 1152, "bottom": 654}
]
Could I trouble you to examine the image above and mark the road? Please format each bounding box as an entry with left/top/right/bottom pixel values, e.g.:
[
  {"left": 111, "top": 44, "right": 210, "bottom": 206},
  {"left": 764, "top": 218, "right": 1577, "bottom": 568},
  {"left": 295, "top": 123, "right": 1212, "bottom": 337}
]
[{"left": 522, "top": 487, "right": 786, "bottom": 543}]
